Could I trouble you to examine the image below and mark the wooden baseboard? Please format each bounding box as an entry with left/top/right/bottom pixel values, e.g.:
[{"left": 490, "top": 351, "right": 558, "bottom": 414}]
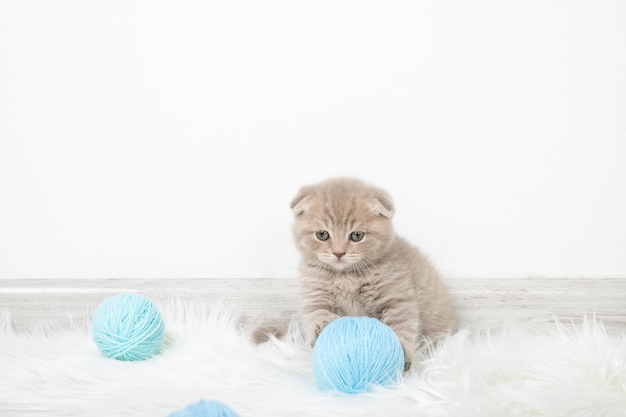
[{"left": 1, "top": 278, "right": 625, "bottom": 333}]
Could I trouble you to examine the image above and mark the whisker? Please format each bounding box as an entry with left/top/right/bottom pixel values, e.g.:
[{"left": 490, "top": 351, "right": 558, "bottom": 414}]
[
  {"left": 349, "top": 258, "right": 370, "bottom": 277},
  {"left": 358, "top": 257, "right": 377, "bottom": 276},
  {"left": 311, "top": 258, "right": 328, "bottom": 281}
]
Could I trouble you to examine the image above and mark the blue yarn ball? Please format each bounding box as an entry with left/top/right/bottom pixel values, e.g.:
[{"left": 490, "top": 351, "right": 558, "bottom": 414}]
[
  {"left": 167, "top": 400, "right": 240, "bottom": 417},
  {"left": 92, "top": 293, "right": 165, "bottom": 361},
  {"left": 312, "top": 316, "right": 405, "bottom": 394}
]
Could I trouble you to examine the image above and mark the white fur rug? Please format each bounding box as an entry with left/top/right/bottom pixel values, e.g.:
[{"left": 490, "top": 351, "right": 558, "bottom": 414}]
[{"left": 2, "top": 300, "right": 626, "bottom": 417}]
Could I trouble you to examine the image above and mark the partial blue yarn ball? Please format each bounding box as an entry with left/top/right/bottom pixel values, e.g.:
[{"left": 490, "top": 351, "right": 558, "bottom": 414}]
[
  {"left": 92, "top": 293, "right": 165, "bottom": 361},
  {"left": 312, "top": 316, "right": 405, "bottom": 394},
  {"left": 168, "top": 400, "right": 240, "bottom": 417}
]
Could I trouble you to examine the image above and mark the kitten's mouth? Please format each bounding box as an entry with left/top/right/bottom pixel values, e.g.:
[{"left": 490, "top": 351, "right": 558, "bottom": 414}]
[
  {"left": 329, "top": 261, "right": 348, "bottom": 271},
  {"left": 314, "top": 252, "right": 360, "bottom": 271},
  {"left": 321, "top": 256, "right": 354, "bottom": 270}
]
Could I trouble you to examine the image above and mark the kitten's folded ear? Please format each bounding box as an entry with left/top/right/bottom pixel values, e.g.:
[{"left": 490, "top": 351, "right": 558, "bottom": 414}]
[
  {"left": 368, "top": 192, "right": 394, "bottom": 218},
  {"left": 290, "top": 186, "right": 313, "bottom": 216}
]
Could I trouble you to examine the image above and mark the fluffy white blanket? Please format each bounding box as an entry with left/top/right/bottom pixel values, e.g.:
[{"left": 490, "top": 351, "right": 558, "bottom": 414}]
[{"left": 1, "top": 300, "right": 625, "bottom": 417}]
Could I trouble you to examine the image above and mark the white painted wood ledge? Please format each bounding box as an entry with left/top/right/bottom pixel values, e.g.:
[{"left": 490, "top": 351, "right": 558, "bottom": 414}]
[{"left": 1, "top": 278, "right": 625, "bottom": 334}]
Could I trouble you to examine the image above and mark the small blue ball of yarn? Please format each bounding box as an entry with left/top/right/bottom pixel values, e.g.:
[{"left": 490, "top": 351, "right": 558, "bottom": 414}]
[
  {"left": 312, "top": 316, "right": 405, "bottom": 394},
  {"left": 168, "top": 400, "right": 240, "bottom": 417},
  {"left": 92, "top": 293, "right": 165, "bottom": 361}
]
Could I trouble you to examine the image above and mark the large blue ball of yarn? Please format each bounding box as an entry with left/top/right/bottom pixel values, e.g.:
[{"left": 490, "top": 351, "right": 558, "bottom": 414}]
[
  {"left": 168, "top": 400, "right": 240, "bottom": 417},
  {"left": 312, "top": 316, "right": 405, "bottom": 394},
  {"left": 92, "top": 293, "right": 165, "bottom": 361}
]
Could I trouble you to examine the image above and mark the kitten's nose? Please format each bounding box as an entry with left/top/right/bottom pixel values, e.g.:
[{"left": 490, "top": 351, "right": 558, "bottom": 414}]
[{"left": 333, "top": 252, "right": 346, "bottom": 259}]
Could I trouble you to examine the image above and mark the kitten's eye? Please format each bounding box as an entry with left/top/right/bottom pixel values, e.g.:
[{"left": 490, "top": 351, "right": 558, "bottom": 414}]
[
  {"left": 350, "top": 231, "right": 365, "bottom": 242},
  {"left": 315, "top": 231, "right": 330, "bottom": 241}
]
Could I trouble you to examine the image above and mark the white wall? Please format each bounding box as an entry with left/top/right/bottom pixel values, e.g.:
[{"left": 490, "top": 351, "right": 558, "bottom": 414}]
[{"left": 1, "top": 0, "right": 625, "bottom": 279}]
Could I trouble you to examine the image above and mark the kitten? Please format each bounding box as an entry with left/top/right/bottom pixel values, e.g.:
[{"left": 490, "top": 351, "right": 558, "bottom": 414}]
[{"left": 289, "top": 177, "right": 455, "bottom": 369}]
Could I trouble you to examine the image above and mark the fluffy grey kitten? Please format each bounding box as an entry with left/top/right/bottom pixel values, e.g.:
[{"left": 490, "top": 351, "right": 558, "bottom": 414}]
[{"left": 289, "top": 177, "right": 455, "bottom": 369}]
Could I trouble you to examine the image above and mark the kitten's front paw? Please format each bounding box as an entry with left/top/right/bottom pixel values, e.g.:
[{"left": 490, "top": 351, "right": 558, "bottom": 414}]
[
  {"left": 398, "top": 340, "right": 418, "bottom": 373},
  {"left": 305, "top": 311, "right": 340, "bottom": 346},
  {"left": 403, "top": 356, "right": 412, "bottom": 372}
]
